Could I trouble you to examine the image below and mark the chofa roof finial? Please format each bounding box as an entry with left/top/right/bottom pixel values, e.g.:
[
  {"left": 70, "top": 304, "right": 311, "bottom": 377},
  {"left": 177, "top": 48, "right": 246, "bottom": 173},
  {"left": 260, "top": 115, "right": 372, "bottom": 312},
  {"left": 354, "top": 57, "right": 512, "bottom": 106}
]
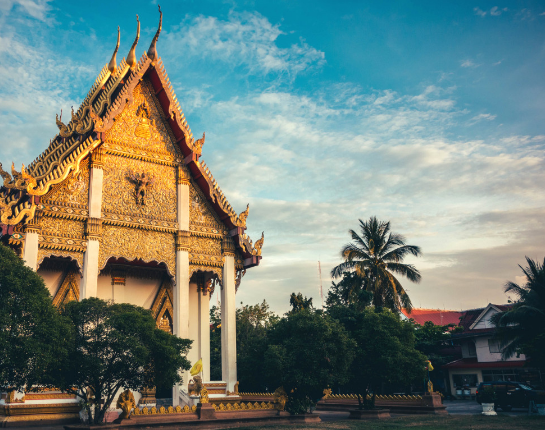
[
  {"left": 108, "top": 26, "right": 121, "bottom": 74},
  {"left": 147, "top": 5, "right": 162, "bottom": 63},
  {"left": 127, "top": 15, "right": 140, "bottom": 69}
]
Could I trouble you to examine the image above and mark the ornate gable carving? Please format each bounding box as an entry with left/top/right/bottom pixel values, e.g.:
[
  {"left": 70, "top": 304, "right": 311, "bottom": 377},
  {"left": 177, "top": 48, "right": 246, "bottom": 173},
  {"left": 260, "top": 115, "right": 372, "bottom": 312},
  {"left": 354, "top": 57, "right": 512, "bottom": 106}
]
[
  {"left": 189, "top": 184, "right": 227, "bottom": 237},
  {"left": 150, "top": 278, "right": 174, "bottom": 334},
  {"left": 52, "top": 271, "right": 80, "bottom": 307},
  {"left": 104, "top": 80, "right": 181, "bottom": 157}
]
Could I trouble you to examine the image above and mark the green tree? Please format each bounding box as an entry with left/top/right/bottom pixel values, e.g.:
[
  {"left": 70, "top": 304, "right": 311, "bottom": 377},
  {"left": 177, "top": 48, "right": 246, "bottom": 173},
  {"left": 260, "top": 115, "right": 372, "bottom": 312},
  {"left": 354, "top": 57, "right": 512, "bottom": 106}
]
[
  {"left": 330, "top": 307, "right": 427, "bottom": 409},
  {"left": 209, "top": 305, "right": 222, "bottom": 381},
  {"left": 55, "top": 298, "right": 192, "bottom": 424},
  {"left": 331, "top": 216, "right": 422, "bottom": 312},
  {"left": 263, "top": 308, "right": 354, "bottom": 414},
  {"left": 326, "top": 271, "right": 373, "bottom": 311},
  {"left": 289, "top": 292, "right": 313, "bottom": 313},
  {"left": 492, "top": 257, "right": 545, "bottom": 371},
  {"left": 236, "top": 301, "right": 279, "bottom": 391},
  {"left": 0, "top": 243, "right": 71, "bottom": 394}
]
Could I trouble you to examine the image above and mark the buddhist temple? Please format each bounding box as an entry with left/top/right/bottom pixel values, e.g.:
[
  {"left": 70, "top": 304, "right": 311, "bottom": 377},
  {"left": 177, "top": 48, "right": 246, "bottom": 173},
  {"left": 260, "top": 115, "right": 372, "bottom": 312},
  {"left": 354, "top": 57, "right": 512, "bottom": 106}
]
[{"left": 0, "top": 7, "right": 263, "bottom": 421}]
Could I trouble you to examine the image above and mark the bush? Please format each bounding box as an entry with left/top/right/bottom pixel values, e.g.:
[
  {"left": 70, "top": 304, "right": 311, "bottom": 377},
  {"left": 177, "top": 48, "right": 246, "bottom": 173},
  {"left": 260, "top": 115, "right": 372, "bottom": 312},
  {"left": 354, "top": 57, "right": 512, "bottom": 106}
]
[{"left": 480, "top": 386, "right": 497, "bottom": 403}]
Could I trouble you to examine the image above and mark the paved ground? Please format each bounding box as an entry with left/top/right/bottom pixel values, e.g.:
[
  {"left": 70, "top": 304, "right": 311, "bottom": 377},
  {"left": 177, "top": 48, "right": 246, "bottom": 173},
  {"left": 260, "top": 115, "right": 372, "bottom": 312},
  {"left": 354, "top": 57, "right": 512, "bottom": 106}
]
[{"left": 444, "top": 400, "right": 531, "bottom": 416}]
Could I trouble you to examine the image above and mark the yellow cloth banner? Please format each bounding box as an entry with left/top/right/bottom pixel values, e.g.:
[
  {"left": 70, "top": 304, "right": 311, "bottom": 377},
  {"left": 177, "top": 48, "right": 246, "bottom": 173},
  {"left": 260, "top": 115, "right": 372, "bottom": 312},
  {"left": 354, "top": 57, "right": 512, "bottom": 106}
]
[
  {"left": 190, "top": 358, "right": 203, "bottom": 376},
  {"left": 427, "top": 360, "right": 434, "bottom": 371}
]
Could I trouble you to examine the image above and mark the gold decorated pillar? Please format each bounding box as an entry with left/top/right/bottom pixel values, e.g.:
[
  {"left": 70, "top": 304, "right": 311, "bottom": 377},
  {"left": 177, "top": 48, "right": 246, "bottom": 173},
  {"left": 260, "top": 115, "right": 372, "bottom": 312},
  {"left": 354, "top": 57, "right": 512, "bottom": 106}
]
[
  {"left": 221, "top": 236, "right": 237, "bottom": 392},
  {"left": 174, "top": 165, "right": 190, "bottom": 403}
]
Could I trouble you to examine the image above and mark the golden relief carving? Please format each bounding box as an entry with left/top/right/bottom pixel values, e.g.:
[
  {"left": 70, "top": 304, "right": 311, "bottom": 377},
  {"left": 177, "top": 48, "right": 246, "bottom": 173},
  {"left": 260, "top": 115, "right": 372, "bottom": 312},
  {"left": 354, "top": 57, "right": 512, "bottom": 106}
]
[
  {"left": 189, "top": 264, "right": 222, "bottom": 282},
  {"left": 42, "top": 159, "right": 90, "bottom": 208},
  {"left": 189, "top": 236, "right": 222, "bottom": 266},
  {"left": 102, "top": 153, "right": 177, "bottom": 223},
  {"left": 40, "top": 216, "right": 85, "bottom": 239},
  {"left": 189, "top": 184, "right": 227, "bottom": 236},
  {"left": 85, "top": 217, "right": 102, "bottom": 240},
  {"left": 99, "top": 225, "right": 175, "bottom": 275},
  {"left": 52, "top": 271, "right": 80, "bottom": 307},
  {"left": 150, "top": 279, "right": 173, "bottom": 334},
  {"left": 37, "top": 249, "right": 84, "bottom": 271},
  {"left": 176, "top": 230, "right": 190, "bottom": 251},
  {"left": 104, "top": 80, "right": 181, "bottom": 157}
]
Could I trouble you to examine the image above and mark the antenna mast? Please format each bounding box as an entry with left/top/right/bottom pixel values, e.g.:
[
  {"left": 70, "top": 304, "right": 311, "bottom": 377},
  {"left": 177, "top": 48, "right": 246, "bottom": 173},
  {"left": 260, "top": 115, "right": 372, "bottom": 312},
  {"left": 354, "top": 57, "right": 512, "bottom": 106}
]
[{"left": 318, "top": 261, "right": 324, "bottom": 310}]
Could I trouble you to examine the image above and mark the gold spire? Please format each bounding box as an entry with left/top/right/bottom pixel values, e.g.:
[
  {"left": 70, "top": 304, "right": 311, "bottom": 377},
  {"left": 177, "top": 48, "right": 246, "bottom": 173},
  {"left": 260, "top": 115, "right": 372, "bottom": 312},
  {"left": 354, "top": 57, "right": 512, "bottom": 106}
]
[
  {"left": 147, "top": 5, "right": 162, "bottom": 63},
  {"left": 108, "top": 26, "right": 120, "bottom": 74},
  {"left": 127, "top": 15, "right": 140, "bottom": 69}
]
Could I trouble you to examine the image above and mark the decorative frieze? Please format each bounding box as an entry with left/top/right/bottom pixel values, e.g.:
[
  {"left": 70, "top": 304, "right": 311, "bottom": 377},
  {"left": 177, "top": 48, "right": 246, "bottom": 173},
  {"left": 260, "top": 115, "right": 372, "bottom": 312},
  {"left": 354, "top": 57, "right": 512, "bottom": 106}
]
[{"left": 177, "top": 165, "right": 190, "bottom": 185}]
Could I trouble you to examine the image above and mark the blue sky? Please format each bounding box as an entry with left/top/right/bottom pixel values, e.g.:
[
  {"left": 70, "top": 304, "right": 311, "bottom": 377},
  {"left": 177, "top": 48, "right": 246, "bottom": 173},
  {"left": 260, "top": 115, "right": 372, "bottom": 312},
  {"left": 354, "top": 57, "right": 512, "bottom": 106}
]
[{"left": 1, "top": 1, "right": 545, "bottom": 314}]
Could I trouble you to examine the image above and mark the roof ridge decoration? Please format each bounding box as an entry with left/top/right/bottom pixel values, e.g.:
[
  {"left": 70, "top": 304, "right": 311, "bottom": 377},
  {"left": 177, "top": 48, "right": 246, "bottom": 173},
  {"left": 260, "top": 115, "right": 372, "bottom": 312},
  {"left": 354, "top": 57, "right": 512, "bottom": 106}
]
[
  {"left": 147, "top": 5, "right": 162, "bottom": 64},
  {"left": 126, "top": 15, "right": 140, "bottom": 69},
  {"left": 108, "top": 27, "right": 121, "bottom": 74}
]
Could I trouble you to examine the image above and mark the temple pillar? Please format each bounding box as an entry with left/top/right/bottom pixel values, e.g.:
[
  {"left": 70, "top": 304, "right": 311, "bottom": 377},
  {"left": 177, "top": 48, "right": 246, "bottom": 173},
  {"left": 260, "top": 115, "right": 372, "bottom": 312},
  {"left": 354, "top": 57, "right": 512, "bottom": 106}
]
[
  {"left": 198, "top": 277, "right": 211, "bottom": 382},
  {"left": 22, "top": 231, "right": 39, "bottom": 270},
  {"left": 173, "top": 166, "right": 190, "bottom": 403},
  {"left": 81, "top": 148, "right": 103, "bottom": 300},
  {"left": 221, "top": 237, "right": 237, "bottom": 392}
]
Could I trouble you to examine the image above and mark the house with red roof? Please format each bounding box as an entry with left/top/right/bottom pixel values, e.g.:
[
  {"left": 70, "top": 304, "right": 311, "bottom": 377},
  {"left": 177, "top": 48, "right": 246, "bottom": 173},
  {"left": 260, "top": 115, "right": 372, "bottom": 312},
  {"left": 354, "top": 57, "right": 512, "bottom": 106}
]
[
  {"left": 442, "top": 303, "right": 542, "bottom": 397},
  {"left": 400, "top": 308, "right": 463, "bottom": 327}
]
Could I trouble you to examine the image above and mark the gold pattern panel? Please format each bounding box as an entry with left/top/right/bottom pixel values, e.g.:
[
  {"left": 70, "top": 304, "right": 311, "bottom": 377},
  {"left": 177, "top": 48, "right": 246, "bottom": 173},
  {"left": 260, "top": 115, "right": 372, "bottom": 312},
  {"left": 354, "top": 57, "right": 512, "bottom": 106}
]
[
  {"left": 189, "top": 236, "right": 222, "bottom": 265},
  {"left": 52, "top": 272, "right": 80, "bottom": 307},
  {"left": 42, "top": 159, "right": 90, "bottom": 209},
  {"left": 102, "top": 153, "right": 177, "bottom": 223},
  {"left": 189, "top": 184, "right": 227, "bottom": 235},
  {"left": 40, "top": 216, "right": 85, "bottom": 239},
  {"left": 99, "top": 225, "right": 176, "bottom": 275},
  {"left": 103, "top": 80, "right": 181, "bottom": 157},
  {"left": 189, "top": 264, "right": 222, "bottom": 282},
  {"left": 37, "top": 249, "right": 84, "bottom": 271}
]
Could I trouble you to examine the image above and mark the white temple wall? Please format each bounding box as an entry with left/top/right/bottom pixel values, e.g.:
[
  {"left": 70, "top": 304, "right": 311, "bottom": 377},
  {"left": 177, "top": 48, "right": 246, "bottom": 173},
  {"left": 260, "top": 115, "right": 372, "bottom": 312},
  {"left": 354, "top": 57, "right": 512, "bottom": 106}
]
[
  {"left": 96, "top": 275, "right": 112, "bottom": 301},
  {"left": 122, "top": 277, "right": 161, "bottom": 308},
  {"left": 37, "top": 270, "right": 65, "bottom": 298}
]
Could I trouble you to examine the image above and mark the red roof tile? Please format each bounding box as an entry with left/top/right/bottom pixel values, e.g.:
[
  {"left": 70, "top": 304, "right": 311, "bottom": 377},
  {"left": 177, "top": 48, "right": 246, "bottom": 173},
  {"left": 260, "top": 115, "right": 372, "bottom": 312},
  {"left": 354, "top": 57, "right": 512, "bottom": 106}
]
[
  {"left": 443, "top": 358, "right": 526, "bottom": 369},
  {"left": 402, "top": 308, "right": 463, "bottom": 326}
]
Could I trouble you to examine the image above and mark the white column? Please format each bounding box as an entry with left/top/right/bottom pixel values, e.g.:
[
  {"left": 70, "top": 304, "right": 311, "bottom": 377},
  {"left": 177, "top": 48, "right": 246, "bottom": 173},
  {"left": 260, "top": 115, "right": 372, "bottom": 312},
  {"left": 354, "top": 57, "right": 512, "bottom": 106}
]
[
  {"left": 81, "top": 149, "right": 103, "bottom": 300},
  {"left": 199, "top": 283, "right": 211, "bottom": 382},
  {"left": 81, "top": 239, "right": 99, "bottom": 298},
  {"left": 22, "top": 231, "right": 39, "bottom": 270},
  {"left": 173, "top": 166, "right": 191, "bottom": 403},
  {"left": 221, "top": 247, "right": 237, "bottom": 392}
]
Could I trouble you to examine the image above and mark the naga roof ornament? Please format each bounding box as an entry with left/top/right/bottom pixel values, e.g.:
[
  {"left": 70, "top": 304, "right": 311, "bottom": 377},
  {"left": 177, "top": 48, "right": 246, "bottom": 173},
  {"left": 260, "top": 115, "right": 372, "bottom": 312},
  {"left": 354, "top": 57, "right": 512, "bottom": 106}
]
[
  {"left": 147, "top": 5, "right": 162, "bottom": 63},
  {"left": 108, "top": 26, "right": 121, "bottom": 74},
  {"left": 126, "top": 15, "right": 140, "bottom": 69}
]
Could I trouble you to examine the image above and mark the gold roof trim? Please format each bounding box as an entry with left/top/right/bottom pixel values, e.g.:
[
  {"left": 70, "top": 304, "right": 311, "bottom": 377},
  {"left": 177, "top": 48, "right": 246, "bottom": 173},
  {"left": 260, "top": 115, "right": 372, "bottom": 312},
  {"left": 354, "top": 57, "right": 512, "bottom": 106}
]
[
  {"left": 108, "top": 27, "right": 121, "bottom": 74},
  {"left": 147, "top": 5, "right": 162, "bottom": 63},
  {"left": 126, "top": 15, "right": 140, "bottom": 69}
]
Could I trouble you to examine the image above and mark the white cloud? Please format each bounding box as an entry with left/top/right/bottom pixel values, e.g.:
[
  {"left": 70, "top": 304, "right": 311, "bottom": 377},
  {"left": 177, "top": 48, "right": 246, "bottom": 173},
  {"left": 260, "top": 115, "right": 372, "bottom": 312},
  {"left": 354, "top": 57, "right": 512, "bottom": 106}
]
[
  {"left": 163, "top": 12, "right": 325, "bottom": 78},
  {"left": 461, "top": 59, "right": 478, "bottom": 68},
  {"left": 474, "top": 7, "right": 487, "bottom": 17},
  {"left": 0, "top": 0, "right": 52, "bottom": 21},
  {"left": 470, "top": 113, "right": 497, "bottom": 123}
]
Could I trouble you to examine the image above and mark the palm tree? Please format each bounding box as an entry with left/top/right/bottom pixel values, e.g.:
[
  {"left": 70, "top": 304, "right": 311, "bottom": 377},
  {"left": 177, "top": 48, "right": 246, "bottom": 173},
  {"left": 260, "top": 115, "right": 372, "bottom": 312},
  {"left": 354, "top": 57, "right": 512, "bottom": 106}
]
[
  {"left": 491, "top": 257, "right": 545, "bottom": 369},
  {"left": 331, "top": 217, "right": 422, "bottom": 312}
]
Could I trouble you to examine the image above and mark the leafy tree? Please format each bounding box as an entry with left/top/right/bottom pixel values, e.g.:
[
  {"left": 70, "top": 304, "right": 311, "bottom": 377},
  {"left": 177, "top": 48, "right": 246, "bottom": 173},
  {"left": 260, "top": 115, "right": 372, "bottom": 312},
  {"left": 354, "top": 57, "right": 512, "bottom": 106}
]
[
  {"left": 331, "top": 307, "right": 427, "bottom": 409},
  {"left": 55, "top": 298, "right": 191, "bottom": 424},
  {"left": 210, "top": 301, "right": 279, "bottom": 390},
  {"left": 331, "top": 216, "right": 422, "bottom": 312},
  {"left": 263, "top": 308, "right": 354, "bottom": 414},
  {"left": 289, "top": 292, "right": 313, "bottom": 313},
  {"left": 413, "top": 321, "right": 461, "bottom": 393},
  {"left": 236, "top": 301, "right": 279, "bottom": 391},
  {"left": 326, "top": 271, "right": 372, "bottom": 311},
  {"left": 0, "top": 243, "right": 71, "bottom": 394},
  {"left": 492, "top": 256, "right": 545, "bottom": 371}
]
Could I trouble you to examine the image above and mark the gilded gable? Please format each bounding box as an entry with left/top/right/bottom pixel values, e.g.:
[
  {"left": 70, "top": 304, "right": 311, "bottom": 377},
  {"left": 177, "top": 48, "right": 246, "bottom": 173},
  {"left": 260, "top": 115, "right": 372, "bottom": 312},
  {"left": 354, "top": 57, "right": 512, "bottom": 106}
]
[
  {"left": 103, "top": 80, "right": 181, "bottom": 158},
  {"left": 189, "top": 183, "right": 227, "bottom": 236}
]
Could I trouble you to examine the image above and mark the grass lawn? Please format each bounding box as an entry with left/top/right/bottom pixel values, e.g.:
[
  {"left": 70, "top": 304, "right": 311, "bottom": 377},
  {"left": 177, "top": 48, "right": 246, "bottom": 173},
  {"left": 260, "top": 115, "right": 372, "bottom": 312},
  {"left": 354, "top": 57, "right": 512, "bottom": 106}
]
[{"left": 237, "top": 414, "right": 544, "bottom": 430}]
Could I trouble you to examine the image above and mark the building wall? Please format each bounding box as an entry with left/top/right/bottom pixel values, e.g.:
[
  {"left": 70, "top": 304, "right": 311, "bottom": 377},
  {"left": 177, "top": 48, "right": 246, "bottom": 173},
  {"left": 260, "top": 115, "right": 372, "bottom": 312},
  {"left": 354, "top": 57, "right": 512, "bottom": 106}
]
[
  {"left": 37, "top": 269, "right": 65, "bottom": 298},
  {"left": 448, "top": 369, "right": 483, "bottom": 397},
  {"left": 475, "top": 336, "right": 525, "bottom": 363}
]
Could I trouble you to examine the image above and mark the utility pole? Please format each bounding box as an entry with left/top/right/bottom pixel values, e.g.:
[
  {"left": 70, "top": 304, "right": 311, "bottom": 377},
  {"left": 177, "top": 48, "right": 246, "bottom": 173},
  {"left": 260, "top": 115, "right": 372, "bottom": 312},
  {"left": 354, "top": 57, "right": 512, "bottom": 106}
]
[{"left": 318, "top": 261, "right": 324, "bottom": 310}]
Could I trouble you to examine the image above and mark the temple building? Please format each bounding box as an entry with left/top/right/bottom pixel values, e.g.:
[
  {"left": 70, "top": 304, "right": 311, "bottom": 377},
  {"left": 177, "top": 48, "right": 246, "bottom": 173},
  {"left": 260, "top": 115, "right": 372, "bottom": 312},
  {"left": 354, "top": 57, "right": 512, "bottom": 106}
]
[{"left": 0, "top": 8, "right": 263, "bottom": 417}]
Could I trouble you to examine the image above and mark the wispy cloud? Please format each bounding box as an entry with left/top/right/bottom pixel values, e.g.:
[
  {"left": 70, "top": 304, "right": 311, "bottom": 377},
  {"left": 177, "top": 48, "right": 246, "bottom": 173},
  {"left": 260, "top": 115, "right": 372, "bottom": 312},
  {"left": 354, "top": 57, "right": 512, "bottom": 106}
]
[
  {"left": 0, "top": 0, "right": 52, "bottom": 22},
  {"left": 474, "top": 7, "right": 487, "bottom": 18},
  {"left": 469, "top": 113, "right": 497, "bottom": 124},
  {"left": 164, "top": 12, "right": 325, "bottom": 79},
  {"left": 460, "top": 59, "right": 479, "bottom": 68}
]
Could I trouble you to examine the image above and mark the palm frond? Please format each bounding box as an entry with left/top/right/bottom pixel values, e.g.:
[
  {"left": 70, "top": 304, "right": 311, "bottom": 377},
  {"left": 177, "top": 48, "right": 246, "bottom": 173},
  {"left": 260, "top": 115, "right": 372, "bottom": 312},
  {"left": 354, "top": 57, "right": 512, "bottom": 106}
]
[{"left": 385, "top": 262, "right": 422, "bottom": 283}]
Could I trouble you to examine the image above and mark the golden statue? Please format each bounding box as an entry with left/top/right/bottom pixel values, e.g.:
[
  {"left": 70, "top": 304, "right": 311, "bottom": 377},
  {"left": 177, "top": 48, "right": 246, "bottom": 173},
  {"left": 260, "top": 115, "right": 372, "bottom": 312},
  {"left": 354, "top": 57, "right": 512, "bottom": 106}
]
[
  {"left": 116, "top": 390, "right": 136, "bottom": 419},
  {"left": 322, "top": 388, "right": 332, "bottom": 400},
  {"left": 273, "top": 386, "right": 287, "bottom": 411},
  {"left": 199, "top": 387, "right": 209, "bottom": 404},
  {"left": 128, "top": 171, "right": 154, "bottom": 205}
]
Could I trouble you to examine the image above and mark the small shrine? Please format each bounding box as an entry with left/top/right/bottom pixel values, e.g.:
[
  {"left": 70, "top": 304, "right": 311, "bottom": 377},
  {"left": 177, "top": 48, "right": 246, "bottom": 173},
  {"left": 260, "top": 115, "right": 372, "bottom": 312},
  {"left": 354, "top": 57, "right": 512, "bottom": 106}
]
[{"left": 0, "top": 7, "right": 263, "bottom": 423}]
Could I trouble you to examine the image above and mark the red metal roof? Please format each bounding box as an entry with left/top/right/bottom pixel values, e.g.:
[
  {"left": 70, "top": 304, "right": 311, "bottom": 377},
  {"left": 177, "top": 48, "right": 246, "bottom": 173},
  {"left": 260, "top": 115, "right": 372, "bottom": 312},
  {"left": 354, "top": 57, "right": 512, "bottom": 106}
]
[
  {"left": 443, "top": 358, "right": 526, "bottom": 369},
  {"left": 402, "top": 308, "right": 463, "bottom": 326}
]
